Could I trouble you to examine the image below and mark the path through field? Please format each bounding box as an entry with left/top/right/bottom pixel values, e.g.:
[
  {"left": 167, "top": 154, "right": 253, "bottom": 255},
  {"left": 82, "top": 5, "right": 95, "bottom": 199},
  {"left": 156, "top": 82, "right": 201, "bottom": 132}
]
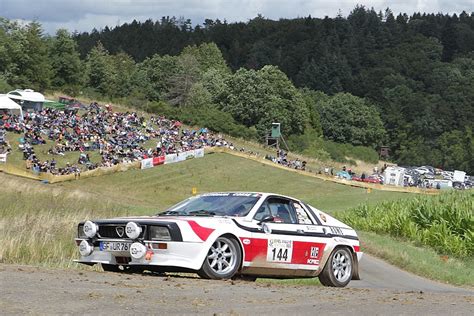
[
  {"left": 352, "top": 254, "right": 471, "bottom": 293},
  {"left": 1, "top": 256, "right": 472, "bottom": 315}
]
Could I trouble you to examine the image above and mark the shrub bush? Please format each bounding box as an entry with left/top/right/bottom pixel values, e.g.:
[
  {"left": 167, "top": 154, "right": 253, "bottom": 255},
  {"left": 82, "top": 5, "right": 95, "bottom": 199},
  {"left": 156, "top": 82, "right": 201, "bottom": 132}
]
[{"left": 338, "top": 191, "right": 474, "bottom": 258}]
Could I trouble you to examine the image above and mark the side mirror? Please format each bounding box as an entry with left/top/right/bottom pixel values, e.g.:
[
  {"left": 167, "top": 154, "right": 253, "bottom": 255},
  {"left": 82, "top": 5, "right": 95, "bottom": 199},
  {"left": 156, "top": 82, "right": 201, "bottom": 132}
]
[{"left": 258, "top": 215, "right": 274, "bottom": 225}]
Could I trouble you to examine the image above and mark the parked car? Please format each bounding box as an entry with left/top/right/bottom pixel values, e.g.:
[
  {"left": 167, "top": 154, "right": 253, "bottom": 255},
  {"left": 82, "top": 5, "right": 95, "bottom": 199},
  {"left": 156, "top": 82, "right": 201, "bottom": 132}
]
[
  {"left": 75, "top": 192, "right": 362, "bottom": 287},
  {"left": 363, "top": 175, "right": 381, "bottom": 184},
  {"left": 423, "top": 173, "right": 436, "bottom": 180},
  {"left": 452, "top": 182, "right": 466, "bottom": 190},
  {"left": 336, "top": 171, "right": 352, "bottom": 180},
  {"left": 351, "top": 175, "right": 363, "bottom": 182},
  {"left": 415, "top": 167, "right": 431, "bottom": 175}
]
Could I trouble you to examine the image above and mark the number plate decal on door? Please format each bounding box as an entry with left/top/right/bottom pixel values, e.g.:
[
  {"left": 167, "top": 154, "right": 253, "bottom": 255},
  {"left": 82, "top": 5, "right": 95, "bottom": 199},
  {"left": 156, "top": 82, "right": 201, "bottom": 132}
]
[{"left": 267, "top": 239, "right": 293, "bottom": 263}]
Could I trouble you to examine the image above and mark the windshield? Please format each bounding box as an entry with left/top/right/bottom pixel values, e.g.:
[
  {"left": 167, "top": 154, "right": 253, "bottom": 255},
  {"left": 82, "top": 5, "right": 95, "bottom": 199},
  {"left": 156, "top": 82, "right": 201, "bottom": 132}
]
[{"left": 160, "top": 193, "right": 260, "bottom": 217}]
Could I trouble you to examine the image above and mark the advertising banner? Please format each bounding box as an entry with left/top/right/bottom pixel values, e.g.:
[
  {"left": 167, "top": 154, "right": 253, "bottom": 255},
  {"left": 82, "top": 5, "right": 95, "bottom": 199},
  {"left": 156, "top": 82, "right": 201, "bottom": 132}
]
[
  {"left": 194, "top": 148, "right": 204, "bottom": 158},
  {"left": 176, "top": 152, "right": 187, "bottom": 162},
  {"left": 165, "top": 153, "right": 178, "bottom": 165},
  {"left": 164, "top": 150, "right": 204, "bottom": 165},
  {"left": 141, "top": 158, "right": 154, "bottom": 169},
  {"left": 152, "top": 156, "right": 165, "bottom": 166},
  {"left": 184, "top": 150, "right": 196, "bottom": 160}
]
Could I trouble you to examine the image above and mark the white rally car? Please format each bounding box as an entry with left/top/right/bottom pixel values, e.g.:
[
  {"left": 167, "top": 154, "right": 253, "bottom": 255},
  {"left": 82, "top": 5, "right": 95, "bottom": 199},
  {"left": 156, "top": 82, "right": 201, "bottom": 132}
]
[{"left": 75, "top": 192, "right": 362, "bottom": 287}]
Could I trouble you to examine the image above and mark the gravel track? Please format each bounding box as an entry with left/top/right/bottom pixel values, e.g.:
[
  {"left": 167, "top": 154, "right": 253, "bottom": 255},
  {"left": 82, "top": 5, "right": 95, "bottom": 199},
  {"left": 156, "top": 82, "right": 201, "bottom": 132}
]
[{"left": 1, "top": 255, "right": 473, "bottom": 315}]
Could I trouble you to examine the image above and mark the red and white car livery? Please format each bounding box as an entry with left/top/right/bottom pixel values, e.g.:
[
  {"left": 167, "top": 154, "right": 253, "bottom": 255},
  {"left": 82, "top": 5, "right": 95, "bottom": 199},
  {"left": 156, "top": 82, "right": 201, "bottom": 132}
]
[{"left": 75, "top": 192, "right": 362, "bottom": 287}]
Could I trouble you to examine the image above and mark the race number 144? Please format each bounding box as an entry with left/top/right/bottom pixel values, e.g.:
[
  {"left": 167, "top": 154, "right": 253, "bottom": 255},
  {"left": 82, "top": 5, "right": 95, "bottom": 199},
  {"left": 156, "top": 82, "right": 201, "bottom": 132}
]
[{"left": 267, "top": 239, "right": 293, "bottom": 263}]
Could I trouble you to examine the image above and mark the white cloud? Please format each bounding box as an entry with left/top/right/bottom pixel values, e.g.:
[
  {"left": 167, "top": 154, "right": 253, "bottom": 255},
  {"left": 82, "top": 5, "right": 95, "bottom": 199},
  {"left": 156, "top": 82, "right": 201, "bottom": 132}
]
[{"left": 0, "top": 0, "right": 472, "bottom": 34}]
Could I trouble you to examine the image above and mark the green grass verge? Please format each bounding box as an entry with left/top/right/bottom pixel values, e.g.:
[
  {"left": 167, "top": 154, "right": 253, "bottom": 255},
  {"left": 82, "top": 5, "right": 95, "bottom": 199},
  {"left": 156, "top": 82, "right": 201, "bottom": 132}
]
[
  {"left": 5, "top": 151, "right": 467, "bottom": 288},
  {"left": 0, "top": 152, "right": 408, "bottom": 270},
  {"left": 337, "top": 191, "right": 473, "bottom": 258},
  {"left": 359, "top": 231, "right": 474, "bottom": 287},
  {"left": 57, "top": 152, "right": 410, "bottom": 214},
  {"left": 260, "top": 231, "right": 474, "bottom": 287}
]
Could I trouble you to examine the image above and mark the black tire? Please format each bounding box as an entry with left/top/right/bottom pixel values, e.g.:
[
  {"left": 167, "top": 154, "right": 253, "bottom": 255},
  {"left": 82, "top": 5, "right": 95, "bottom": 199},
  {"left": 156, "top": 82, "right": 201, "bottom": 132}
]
[
  {"left": 102, "top": 264, "right": 143, "bottom": 274},
  {"left": 232, "top": 274, "right": 257, "bottom": 282},
  {"left": 318, "top": 247, "right": 353, "bottom": 287},
  {"left": 198, "top": 236, "right": 242, "bottom": 279}
]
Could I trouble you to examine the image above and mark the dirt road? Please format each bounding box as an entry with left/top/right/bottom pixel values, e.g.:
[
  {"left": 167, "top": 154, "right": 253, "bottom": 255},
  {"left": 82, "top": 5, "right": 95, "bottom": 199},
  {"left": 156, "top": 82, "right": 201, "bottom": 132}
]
[
  {"left": 1, "top": 255, "right": 472, "bottom": 315},
  {"left": 352, "top": 254, "right": 471, "bottom": 293}
]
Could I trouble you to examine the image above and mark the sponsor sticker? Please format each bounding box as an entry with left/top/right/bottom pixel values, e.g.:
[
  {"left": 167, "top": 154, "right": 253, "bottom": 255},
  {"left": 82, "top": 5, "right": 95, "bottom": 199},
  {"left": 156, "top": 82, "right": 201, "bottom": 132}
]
[
  {"left": 267, "top": 239, "right": 293, "bottom": 263},
  {"left": 202, "top": 193, "right": 230, "bottom": 196},
  {"left": 307, "top": 259, "right": 320, "bottom": 265},
  {"left": 310, "top": 246, "right": 319, "bottom": 258}
]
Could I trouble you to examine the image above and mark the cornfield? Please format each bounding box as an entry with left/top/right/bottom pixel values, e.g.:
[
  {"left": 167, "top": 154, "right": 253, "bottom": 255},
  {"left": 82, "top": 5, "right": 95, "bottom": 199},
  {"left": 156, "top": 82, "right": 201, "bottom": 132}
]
[{"left": 338, "top": 191, "right": 474, "bottom": 258}]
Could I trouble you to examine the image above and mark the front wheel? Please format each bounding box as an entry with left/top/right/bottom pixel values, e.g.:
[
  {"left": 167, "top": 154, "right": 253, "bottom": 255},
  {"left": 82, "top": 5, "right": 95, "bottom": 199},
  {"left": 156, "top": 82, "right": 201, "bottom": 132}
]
[
  {"left": 318, "top": 247, "right": 353, "bottom": 287},
  {"left": 198, "top": 236, "right": 241, "bottom": 279}
]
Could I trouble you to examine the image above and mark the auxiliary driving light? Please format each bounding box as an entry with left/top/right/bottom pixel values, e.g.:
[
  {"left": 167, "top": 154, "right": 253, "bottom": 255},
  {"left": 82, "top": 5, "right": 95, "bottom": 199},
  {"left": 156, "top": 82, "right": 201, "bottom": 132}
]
[
  {"left": 83, "top": 220, "right": 98, "bottom": 238},
  {"left": 125, "top": 222, "right": 142, "bottom": 239},
  {"left": 79, "top": 240, "right": 94, "bottom": 256},
  {"left": 130, "top": 242, "right": 147, "bottom": 259}
]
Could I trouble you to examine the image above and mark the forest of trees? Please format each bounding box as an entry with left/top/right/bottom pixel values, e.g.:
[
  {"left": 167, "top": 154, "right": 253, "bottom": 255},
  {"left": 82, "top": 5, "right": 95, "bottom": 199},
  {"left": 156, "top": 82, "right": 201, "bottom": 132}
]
[{"left": 0, "top": 6, "right": 473, "bottom": 172}]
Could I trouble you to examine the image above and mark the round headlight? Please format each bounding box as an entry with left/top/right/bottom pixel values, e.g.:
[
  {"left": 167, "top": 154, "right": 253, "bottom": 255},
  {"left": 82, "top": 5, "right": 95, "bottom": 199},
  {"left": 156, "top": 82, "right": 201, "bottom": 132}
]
[
  {"left": 83, "top": 221, "right": 98, "bottom": 238},
  {"left": 126, "top": 222, "right": 142, "bottom": 239},
  {"left": 79, "top": 240, "right": 93, "bottom": 256},
  {"left": 130, "top": 242, "right": 147, "bottom": 259}
]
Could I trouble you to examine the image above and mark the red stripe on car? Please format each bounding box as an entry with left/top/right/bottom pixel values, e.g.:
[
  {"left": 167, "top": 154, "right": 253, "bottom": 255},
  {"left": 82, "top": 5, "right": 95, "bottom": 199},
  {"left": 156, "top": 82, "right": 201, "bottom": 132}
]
[
  {"left": 187, "top": 220, "right": 215, "bottom": 241},
  {"left": 240, "top": 238, "right": 267, "bottom": 261},
  {"left": 291, "top": 241, "right": 326, "bottom": 265},
  {"left": 240, "top": 238, "right": 326, "bottom": 265},
  {"left": 353, "top": 245, "right": 360, "bottom": 252}
]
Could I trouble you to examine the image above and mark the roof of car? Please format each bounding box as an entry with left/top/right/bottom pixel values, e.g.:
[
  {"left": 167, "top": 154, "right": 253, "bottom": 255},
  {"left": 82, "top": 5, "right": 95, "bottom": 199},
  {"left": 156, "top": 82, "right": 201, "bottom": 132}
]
[{"left": 199, "top": 192, "right": 300, "bottom": 201}]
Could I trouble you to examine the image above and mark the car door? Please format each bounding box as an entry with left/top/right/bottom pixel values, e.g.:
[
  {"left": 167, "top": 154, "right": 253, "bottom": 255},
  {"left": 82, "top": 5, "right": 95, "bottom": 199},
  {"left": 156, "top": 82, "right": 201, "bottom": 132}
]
[{"left": 248, "top": 197, "right": 327, "bottom": 270}]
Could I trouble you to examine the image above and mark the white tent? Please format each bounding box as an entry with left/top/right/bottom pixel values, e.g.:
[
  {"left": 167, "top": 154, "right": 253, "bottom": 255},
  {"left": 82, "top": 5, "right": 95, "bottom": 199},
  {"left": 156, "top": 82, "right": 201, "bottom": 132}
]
[
  {"left": 0, "top": 94, "right": 23, "bottom": 119},
  {"left": 7, "top": 89, "right": 45, "bottom": 102},
  {"left": 7, "top": 89, "right": 45, "bottom": 112}
]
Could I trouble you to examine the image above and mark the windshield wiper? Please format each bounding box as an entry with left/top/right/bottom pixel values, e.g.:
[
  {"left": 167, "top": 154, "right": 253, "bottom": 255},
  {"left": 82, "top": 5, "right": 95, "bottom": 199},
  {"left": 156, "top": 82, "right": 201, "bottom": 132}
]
[
  {"left": 188, "top": 210, "right": 216, "bottom": 216},
  {"left": 159, "top": 211, "right": 181, "bottom": 216}
]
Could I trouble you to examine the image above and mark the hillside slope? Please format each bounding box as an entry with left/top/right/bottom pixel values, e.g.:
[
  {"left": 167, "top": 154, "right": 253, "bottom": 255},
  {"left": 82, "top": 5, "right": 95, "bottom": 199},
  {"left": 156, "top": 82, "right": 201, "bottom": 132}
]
[{"left": 54, "top": 152, "right": 409, "bottom": 213}]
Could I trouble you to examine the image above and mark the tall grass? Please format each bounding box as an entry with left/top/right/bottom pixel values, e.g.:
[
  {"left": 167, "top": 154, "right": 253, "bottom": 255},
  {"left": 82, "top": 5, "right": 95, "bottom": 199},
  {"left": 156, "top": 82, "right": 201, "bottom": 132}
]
[
  {"left": 0, "top": 192, "right": 134, "bottom": 268},
  {"left": 338, "top": 191, "right": 474, "bottom": 258}
]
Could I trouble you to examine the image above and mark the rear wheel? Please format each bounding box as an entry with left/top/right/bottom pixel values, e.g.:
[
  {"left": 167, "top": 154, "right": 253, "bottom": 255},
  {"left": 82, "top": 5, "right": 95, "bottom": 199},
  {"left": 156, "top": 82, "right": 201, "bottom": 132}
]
[
  {"left": 318, "top": 247, "right": 353, "bottom": 287},
  {"left": 198, "top": 236, "right": 241, "bottom": 279},
  {"left": 232, "top": 274, "right": 257, "bottom": 282}
]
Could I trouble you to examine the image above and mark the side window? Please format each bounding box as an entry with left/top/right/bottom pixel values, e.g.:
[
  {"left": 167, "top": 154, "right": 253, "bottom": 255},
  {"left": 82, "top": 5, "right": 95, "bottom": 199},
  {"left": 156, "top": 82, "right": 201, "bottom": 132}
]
[
  {"left": 254, "top": 198, "right": 297, "bottom": 224},
  {"left": 254, "top": 203, "right": 271, "bottom": 221},
  {"left": 292, "top": 201, "right": 313, "bottom": 224}
]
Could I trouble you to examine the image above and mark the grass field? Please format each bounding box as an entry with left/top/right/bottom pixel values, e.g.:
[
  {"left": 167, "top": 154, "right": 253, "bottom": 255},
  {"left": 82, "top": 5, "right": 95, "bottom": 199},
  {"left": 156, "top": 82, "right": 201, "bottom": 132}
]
[
  {"left": 57, "top": 152, "right": 409, "bottom": 213},
  {"left": 0, "top": 152, "right": 408, "bottom": 267},
  {"left": 359, "top": 231, "right": 474, "bottom": 286},
  {"left": 2, "top": 151, "right": 471, "bottom": 286}
]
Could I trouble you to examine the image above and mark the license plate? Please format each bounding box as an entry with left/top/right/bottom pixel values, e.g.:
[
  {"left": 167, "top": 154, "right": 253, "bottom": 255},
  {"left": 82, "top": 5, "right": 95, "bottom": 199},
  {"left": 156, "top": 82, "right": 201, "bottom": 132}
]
[{"left": 100, "top": 241, "right": 131, "bottom": 252}]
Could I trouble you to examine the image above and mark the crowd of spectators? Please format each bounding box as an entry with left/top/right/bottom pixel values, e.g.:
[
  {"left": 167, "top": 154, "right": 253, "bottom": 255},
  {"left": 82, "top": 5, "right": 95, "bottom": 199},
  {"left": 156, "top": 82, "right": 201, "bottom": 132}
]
[
  {"left": 0, "top": 102, "right": 232, "bottom": 175},
  {"left": 265, "top": 149, "right": 307, "bottom": 170},
  {"left": 0, "top": 127, "right": 11, "bottom": 155}
]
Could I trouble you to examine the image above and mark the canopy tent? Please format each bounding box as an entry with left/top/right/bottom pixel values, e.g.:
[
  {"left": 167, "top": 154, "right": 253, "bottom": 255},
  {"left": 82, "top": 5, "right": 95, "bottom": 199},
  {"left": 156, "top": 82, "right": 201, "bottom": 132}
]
[
  {"left": 0, "top": 94, "right": 23, "bottom": 119},
  {"left": 7, "top": 89, "right": 45, "bottom": 102},
  {"left": 7, "top": 89, "right": 45, "bottom": 112}
]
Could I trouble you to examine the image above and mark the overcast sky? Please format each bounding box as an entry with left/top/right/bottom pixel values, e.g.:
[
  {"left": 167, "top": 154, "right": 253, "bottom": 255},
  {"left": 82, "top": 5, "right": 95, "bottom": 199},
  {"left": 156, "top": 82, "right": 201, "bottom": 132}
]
[{"left": 1, "top": 0, "right": 473, "bottom": 34}]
